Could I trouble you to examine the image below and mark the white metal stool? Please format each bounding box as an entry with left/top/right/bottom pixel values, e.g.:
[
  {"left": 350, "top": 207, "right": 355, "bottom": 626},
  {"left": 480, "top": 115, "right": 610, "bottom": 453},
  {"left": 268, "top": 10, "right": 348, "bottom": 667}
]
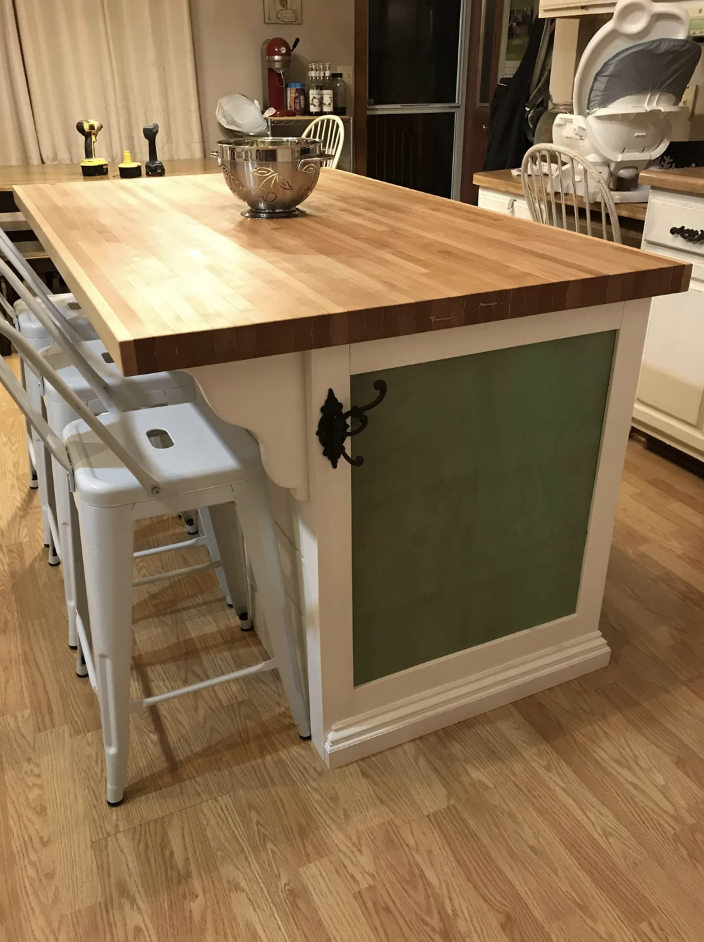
[
  {"left": 41, "top": 340, "right": 251, "bottom": 650},
  {"left": 0, "top": 289, "right": 97, "bottom": 555},
  {"left": 0, "top": 247, "right": 252, "bottom": 644},
  {"left": 0, "top": 317, "right": 310, "bottom": 805}
]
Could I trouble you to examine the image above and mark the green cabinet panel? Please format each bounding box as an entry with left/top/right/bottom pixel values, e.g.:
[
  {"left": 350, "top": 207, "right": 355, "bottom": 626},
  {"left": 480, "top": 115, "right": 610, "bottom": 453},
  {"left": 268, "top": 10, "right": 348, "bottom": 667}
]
[{"left": 351, "top": 330, "right": 616, "bottom": 686}]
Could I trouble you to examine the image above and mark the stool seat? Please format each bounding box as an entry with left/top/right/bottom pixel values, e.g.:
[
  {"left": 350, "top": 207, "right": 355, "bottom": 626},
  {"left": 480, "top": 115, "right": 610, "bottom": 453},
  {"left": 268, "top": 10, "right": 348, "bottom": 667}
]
[
  {"left": 43, "top": 339, "right": 193, "bottom": 410},
  {"left": 65, "top": 402, "right": 261, "bottom": 508},
  {"left": 16, "top": 294, "right": 99, "bottom": 344},
  {"left": 14, "top": 291, "right": 79, "bottom": 317}
]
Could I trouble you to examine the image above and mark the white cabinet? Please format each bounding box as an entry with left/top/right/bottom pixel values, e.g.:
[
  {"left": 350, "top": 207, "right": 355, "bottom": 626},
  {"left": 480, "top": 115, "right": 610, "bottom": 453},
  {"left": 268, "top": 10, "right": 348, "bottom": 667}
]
[
  {"left": 539, "top": 0, "right": 618, "bottom": 16},
  {"left": 638, "top": 284, "right": 704, "bottom": 422},
  {"left": 634, "top": 188, "right": 704, "bottom": 458},
  {"left": 477, "top": 187, "right": 533, "bottom": 221}
]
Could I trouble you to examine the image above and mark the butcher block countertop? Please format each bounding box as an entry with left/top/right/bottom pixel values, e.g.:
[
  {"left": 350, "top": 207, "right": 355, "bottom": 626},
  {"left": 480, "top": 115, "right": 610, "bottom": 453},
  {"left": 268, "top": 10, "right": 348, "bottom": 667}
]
[
  {"left": 14, "top": 170, "right": 689, "bottom": 376},
  {"left": 639, "top": 166, "right": 704, "bottom": 196}
]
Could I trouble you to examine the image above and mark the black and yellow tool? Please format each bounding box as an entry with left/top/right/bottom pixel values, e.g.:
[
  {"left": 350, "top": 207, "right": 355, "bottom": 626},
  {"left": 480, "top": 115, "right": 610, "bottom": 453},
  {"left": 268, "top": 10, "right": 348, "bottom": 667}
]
[
  {"left": 118, "top": 150, "right": 142, "bottom": 179},
  {"left": 76, "top": 119, "right": 108, "bottom": 177},
  {"left": 143, "top": 124, "right": 165, "bottom": 176}
]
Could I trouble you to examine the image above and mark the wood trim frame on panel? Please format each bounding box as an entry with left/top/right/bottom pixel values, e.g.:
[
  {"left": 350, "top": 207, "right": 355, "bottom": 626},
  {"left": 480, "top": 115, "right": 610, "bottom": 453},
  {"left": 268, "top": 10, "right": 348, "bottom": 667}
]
[
  {"left": 302, "top": 300, "right": 650, "bottom": 766},
  {"left": 354, "top": 0, "right": 369, "bottom": 175},
  {"left": 299, "top": 344, "right": 355, "bottom": 748}
]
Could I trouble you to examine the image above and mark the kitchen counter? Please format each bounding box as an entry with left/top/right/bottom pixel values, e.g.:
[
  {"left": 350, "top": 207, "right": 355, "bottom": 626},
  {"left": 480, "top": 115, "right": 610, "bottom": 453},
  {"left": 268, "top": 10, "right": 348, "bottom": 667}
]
[
  {"left": 473, "top": 169, "right": 649, "bottom": 222},
  {"left": 639, "top": 166, "right": 704, "bottom": 196},
  {"left": 0, "top": 158, "right": 220, "bottom": 191},
  {"left": 14, "top": 170, "right": 690, "bottom": 768}
]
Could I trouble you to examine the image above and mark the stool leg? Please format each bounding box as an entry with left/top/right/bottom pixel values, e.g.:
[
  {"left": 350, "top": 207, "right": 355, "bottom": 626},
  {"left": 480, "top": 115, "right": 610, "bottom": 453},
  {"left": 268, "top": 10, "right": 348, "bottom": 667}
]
[
  {"left": 25, "top": 365, "right": 51, "bottom": 547},
  {"left": 36, "top": 437, "right": 51, "bottom": 548},
  {"left": 68, "top": 493, "right": 91, "bottom": 678},
  {"left": 198, "top": 505, "right": 251, "bottom": 626},
  {"left": 27, "top": 437, "right": 38, "bottom": 489},
  {"left": 46, "top": 398, "right": 84, "bottom": 637},
  {"left": 53, "top": 458, "right": 78, "bottom": 647},
  {"left": 181, "top": 511, "right": 199, "bottom": 535},
  {"left": 76, "top": 500, "right": 134, "bottom": 805},
  {"left": 39, "top": 433, "right": 61, "bottom": 567},
  {"left": 212, "top": 491, "right": 310, "bottom": 739},
  {"left": 18, "top": 358, "right": 38, "bottom": 489}
]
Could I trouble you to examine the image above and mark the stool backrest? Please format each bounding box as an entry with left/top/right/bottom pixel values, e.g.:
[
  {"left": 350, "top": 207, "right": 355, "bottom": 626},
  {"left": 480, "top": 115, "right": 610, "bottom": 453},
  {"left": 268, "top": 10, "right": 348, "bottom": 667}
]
[
  {"left": 0, "top": 226, "right": 87, "bottom": 347},
  {"left": 0, "top": 239, "right": 128, "bottom": 414},
  {"left": 301, "top": 115, "right": 345, "bottom": 169},
  {"left": 0, "top": 290, "right": 16, "bottom": 323},
  {"left": 0, "top": 225, "right": 145, "bottom": 411},
  {"left": 0, "top": 345, "right": 70, "bottom": 473},
  {"left": 520, "top": 144, "right": 621, "bottom": 244},
  {"left": 0, "top": 315, "right": 161, "bottom": 493}
]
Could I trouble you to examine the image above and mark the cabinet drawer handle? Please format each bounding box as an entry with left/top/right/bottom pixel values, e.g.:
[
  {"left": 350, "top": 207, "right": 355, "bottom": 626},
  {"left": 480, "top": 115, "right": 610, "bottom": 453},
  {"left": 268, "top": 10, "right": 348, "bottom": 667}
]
[
  {"left": 317, "top": 380, "right": 388, "bottom": 469},
  {"left": 670, "top": 225, "right": 704, "bottom": 243}
]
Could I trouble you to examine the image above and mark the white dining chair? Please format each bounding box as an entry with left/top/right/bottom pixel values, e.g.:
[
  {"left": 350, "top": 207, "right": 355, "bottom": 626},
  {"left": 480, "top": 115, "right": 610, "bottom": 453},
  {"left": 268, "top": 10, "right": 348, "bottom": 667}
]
[
  {"left": 0, "top": 314, "right": 310, "bottom": 806},
  {"left": 520, "top": 144, "right": 621, "bottom": 244},
  {"left": 302, "top": 115, "right": 345, "bottom": 169}
]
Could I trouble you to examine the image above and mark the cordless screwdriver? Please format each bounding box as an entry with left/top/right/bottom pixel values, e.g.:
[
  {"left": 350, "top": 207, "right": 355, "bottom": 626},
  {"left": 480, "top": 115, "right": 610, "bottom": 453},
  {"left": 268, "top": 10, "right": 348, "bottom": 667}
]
[
  {"left": 76, "top": 120, "right": 108, "bottom": 177},
  {"left": 143, "top": 124, "right": 165, "bottom": 176}
]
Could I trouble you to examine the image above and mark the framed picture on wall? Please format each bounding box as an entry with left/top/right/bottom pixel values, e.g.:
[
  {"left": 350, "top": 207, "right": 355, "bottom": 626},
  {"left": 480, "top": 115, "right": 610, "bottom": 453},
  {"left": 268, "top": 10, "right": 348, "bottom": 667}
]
[{"left": 264, "top": 0, "right": 302, "bottom": 25}]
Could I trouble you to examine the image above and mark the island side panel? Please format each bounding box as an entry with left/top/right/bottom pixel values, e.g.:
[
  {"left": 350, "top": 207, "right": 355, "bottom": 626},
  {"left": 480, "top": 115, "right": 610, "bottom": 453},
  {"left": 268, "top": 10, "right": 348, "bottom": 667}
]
[
  {"left": 308, "top": 301, "right": 650, "bottom": 767},
  {"left": 350, "top": 329, "right": 617, "bottom": 685}
]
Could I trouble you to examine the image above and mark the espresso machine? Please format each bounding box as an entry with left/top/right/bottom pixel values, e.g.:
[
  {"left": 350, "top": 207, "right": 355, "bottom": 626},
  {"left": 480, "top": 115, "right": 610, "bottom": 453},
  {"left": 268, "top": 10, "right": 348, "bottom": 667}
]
[{"left": 261, "top": 36, "right": 299, "bottom": 116}]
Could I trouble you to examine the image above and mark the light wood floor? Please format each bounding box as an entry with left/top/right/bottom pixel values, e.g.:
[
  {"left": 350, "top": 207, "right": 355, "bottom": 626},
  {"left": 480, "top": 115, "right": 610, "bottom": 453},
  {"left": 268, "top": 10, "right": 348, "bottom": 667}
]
[{"left": 2, "top": 357, "right": 704, "bottom": 942}]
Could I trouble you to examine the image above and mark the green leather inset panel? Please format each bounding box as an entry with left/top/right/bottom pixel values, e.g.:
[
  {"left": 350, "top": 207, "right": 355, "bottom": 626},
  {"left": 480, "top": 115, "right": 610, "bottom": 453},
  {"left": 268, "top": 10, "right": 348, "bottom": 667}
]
[{"left": 351, "top": 330, "right": 616, "bottom": 686}]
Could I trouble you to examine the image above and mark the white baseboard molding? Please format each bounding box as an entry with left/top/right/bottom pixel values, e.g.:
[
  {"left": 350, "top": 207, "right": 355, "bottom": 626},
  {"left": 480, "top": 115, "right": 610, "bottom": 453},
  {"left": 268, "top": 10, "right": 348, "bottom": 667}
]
[
  {"left": 632, "top": 405, "right": 704, "bottom": 462},
  {"left": 324, "top": 631, "right": 610, "bottom": 768}
]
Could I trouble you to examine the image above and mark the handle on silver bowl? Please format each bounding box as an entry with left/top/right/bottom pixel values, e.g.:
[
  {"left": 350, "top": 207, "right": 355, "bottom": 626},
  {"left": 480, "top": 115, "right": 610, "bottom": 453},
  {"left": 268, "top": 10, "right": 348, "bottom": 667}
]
[
  {"left": 210, "top": 150, "right": 222, "bottom": 167},
  {"left": 297, "top": 154, "right": 336, "bottom": 171}
]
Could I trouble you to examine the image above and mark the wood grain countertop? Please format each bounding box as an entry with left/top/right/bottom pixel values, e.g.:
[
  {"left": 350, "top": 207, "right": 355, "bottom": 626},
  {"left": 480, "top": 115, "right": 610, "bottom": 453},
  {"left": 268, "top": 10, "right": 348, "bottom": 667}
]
[
  {"left": 473, "top": 169, "right": 648, "bottom": 223},
  {"left": 14, "top": 170, "right": 689, "bottom": 376},
  {"left": 0, "top": 158, "right": 220, "bottom": 191},
  {"left": 639, "top": 166, "right": 704, "bottom": 196}
]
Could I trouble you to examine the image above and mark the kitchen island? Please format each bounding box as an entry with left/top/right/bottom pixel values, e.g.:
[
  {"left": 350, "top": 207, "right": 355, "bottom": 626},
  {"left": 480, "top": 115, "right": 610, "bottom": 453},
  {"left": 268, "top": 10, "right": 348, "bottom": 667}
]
[{"left": 14, "top": 170, "right": 690, "bottom": 766}]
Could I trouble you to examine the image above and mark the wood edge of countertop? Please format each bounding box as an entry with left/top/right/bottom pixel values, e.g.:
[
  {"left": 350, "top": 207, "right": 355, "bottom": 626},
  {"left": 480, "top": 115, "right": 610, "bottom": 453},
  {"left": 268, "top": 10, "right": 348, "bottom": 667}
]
[
  {"left": 639, "top": 167, "right": 704, "bottom": 197},
  {"left": 472, "top": 170, "right": 524, "bottom": 196},
  {"left": 117, "top": 267, "right": 690, "bottom": 376},
  {"left": 472, "top": 170, "right": 648, "bottom": 222}
]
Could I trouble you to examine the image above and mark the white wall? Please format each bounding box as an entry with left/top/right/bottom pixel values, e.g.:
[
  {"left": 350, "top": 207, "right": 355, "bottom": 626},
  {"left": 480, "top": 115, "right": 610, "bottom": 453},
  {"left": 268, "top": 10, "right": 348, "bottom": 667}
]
[{"left": 190, "top": 0, "right": 355, "bottom": 149}]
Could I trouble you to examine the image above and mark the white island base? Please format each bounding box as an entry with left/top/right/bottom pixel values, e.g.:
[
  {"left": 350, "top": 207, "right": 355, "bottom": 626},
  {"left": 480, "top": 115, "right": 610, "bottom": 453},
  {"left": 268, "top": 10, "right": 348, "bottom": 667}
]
[{"left": 188, "top": 299, "right": 649, "bottom": 768}]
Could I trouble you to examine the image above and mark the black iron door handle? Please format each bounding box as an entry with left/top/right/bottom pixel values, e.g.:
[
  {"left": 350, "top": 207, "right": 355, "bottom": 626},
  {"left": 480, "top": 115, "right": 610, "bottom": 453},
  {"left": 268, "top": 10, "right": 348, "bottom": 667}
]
[
  {"left": 316, "top": 380, "right": 388, "bottom": 469},
  {"left": 670, "top": 225, "right": 704, "bottom": 243}
]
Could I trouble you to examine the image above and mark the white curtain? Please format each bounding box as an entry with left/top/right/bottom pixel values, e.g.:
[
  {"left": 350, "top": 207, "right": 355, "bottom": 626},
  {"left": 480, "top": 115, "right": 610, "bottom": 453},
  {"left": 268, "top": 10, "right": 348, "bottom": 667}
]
[
  {"left": 0, "top": 0, "right": 41, "bottom": 164},
  {"left": 7, "top": 0, "right": 203, "bottom": 164}
]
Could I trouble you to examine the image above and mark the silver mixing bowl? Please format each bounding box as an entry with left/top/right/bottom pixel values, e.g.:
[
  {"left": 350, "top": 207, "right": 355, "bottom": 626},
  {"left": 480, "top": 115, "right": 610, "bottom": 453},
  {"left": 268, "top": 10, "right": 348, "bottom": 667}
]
[{"left": 214, "top": 137, "right": 334, "bottom": 218}]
